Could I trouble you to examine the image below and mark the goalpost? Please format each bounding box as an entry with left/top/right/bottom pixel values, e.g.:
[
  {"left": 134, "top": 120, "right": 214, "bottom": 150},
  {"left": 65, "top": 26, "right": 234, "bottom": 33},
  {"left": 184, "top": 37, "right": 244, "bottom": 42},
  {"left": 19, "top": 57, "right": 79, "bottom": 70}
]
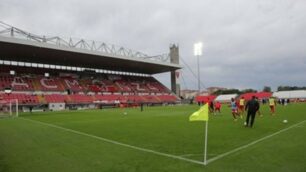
[{"left": 0, "top": 99, "right": 19, "bottom": 118}]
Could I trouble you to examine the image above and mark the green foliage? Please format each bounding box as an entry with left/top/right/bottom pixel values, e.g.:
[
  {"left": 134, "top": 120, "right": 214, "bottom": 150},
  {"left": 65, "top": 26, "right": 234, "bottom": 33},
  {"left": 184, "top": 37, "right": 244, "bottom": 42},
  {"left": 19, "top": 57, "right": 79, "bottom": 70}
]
[
  {"left": 213, "top": 89, "right": 240, "bottom": 95},
  {"left": 277, "top": 86, "right": 306, "bottom": 91},
  {"left": 213, "top": 88, "right": 258, "bottom": 96},
  {"left": 240, "top": 88, "right": 257, "bottom": 94},
  {"left": 0, "top": 104, "right": 306, "bottom": 172},
  {"left": 262, "top": 86, "right": 271, "bottom": 92}
]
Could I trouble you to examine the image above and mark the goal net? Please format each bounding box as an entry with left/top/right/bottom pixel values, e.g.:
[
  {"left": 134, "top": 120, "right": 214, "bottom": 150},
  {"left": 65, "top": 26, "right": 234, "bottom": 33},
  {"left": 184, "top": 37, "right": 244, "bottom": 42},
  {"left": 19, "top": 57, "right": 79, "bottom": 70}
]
[{"left": 0, "top": 99, "right": 19, "bottom": 118}]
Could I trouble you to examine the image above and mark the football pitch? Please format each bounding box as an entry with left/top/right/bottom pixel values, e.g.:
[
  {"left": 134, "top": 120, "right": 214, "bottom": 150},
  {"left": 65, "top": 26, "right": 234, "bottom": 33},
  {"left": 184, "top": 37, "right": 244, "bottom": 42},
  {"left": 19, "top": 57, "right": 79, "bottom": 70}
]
[{"left": 0, "top": 103, "right": 305, "bottom": 172}]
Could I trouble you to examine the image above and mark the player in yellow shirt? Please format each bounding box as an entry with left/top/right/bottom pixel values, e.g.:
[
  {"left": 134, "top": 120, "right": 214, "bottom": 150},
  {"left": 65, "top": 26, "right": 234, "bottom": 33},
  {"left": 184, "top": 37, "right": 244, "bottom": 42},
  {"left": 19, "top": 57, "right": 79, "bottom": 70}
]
[
  {"left": 255, "top": 97, "right": 263, "bottom": 117},
  {"left": 239, "top": 97, "right": 245, "bottom": 118},
  {"left": 269, "top": 97, "right": 276, "bottom": 115}
]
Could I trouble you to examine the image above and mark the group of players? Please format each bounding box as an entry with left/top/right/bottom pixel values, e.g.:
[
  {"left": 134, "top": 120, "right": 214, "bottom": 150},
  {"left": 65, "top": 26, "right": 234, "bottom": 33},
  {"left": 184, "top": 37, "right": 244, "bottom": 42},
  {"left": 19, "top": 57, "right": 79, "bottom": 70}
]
[
  {"left": 205, "top": 96, "right": 277, "bottom": 127},
  {"left": 206, "top": 96, "right": 276, "bottom": 115},
  {"left": 229, "top": 96, "right": 277, "bottom": 127},
  {"left": 207, "top": 100, "right": 222, "bottom": 114}
]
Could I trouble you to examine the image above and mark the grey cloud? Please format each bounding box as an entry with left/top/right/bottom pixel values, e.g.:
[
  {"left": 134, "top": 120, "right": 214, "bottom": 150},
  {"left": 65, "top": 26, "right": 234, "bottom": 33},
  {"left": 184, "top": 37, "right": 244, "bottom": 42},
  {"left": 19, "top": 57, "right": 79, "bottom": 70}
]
[{"left": 1, "top": 0, "right": 306, "bottom": 91}]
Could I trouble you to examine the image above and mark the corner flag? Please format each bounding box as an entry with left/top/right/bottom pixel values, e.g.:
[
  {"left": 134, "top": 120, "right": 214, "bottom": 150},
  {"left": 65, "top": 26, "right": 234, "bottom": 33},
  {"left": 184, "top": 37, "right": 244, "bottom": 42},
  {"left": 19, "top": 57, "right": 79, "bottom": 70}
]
[
  {"left": 189, "top": 103, "right": 209, "bottom": 165},
  {"left": 189, "top": 103, "right": 209, "bottom": 121}
]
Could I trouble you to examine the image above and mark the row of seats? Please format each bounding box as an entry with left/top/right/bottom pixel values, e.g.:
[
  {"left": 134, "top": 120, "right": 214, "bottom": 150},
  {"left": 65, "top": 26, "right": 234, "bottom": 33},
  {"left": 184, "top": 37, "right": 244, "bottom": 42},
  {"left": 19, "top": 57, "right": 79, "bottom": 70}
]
[
  {"left": 0, "top": 65, "right": 178, "bottom": 105},
  {"left": 0, "top": 93, "right": 179, "bottom": 105},
  {"left": 0, "top": 75, "right": 168, "bottom": 93},
  {"left": 0, "top": 76, "right": 35, "bottom": 91},
  {"left": 158, "top": 95, "right": 180, "bottom": 102},
  {"left": 0, "top": 93, "right": 39, "bottom": 105}
]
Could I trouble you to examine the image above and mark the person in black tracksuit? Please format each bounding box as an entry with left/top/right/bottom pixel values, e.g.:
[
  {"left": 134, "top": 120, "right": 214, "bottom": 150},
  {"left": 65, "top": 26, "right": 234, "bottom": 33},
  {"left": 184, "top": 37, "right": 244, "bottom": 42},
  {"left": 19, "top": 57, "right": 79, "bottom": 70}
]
[
  {"left": 245, "top": 96, "right": 260, "bottom": 128},
  {"left": 140, "top": 102, "right": 144, "bottom": 112}
]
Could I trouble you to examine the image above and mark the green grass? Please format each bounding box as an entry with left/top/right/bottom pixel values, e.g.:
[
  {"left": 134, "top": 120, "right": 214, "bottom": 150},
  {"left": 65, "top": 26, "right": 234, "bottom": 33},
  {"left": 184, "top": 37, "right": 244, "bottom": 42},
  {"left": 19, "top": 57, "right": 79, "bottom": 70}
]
[{"left": 0, "top": 103, "right": 306, "bottom": 172}]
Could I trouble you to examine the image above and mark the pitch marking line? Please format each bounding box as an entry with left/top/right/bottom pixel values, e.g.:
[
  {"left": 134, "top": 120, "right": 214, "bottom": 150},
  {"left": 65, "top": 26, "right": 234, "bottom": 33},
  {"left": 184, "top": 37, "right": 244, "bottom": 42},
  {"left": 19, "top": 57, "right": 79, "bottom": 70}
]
[
  {"left": 206, "top": 120, "right": 306, "bottom": 165},
  {"left": 179, "top": 153, "right": 217, "bottom": 157},
  {"left": 20, "top": 117, "right": 205, "bottom": 166},
  {"left": 20, "top": 117, "right": 306, "bottom": 166}
]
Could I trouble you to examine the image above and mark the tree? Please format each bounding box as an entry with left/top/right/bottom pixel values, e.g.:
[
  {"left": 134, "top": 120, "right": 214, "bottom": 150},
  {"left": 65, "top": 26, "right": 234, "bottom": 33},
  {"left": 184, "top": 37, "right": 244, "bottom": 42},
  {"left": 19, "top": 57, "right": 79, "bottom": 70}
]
[
  {"left": 241, "top": 89, "right": 257, "bottom": 94},
  {"left": 262, "top": 86, "right": 271, "bottom": 92},
  {"left": 213, "top": 89, "right": 240, "bottom": 95},
  {"left": 277, "top": 86, "right": 306, "bottom": 91}
]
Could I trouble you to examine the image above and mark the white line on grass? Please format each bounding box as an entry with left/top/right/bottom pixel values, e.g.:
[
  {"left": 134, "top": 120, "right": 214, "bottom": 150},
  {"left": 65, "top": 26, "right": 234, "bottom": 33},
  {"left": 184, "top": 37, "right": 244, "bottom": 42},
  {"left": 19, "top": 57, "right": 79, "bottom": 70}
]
[
  {"left": 179, "top": 153, "right": 217, "bottom": 157},
  {"left": 20, "top": 117, "right": 306, "bottom": 166},
  {"left": 20, "top": 117, "right": 205, "bottom": 166},
  {"left": 206, "top": 120, "right": 306, "bottom": 165}
]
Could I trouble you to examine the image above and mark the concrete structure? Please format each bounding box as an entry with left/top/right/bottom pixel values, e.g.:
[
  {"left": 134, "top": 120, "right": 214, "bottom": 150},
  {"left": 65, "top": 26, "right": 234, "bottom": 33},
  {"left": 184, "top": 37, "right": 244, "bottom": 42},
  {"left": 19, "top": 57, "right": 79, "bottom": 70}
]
[{"left": 170, "top": 44, "right": 180, "bottom": 96}]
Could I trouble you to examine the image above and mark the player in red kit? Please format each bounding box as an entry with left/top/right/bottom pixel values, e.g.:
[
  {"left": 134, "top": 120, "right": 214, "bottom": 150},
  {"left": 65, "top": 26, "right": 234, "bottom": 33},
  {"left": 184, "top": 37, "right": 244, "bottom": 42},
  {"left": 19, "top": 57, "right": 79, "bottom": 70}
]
[{"left": 215, "top": 101, "right": 221, "bottom": 113}]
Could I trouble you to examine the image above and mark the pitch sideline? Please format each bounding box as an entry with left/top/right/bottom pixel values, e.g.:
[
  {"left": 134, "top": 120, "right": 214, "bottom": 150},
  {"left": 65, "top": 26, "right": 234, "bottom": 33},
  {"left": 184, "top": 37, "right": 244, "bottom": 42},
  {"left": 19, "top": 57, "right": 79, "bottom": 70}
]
[
  {"left": 20, "top": 117, "right": 205, "bottom": 166},
  {"left": 206, "top": 120, "right": 306, "bottom": 164},
  {"left": 20, "top": 117, "right": 306, "bottom": 166}
]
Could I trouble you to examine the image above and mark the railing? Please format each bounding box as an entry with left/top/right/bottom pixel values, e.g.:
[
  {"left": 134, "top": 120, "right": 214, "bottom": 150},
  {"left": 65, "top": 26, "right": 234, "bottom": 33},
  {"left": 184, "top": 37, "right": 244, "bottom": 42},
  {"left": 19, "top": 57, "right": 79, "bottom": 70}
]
[{"left": 0, "top": 21, "right": 170, "bottom": 63}]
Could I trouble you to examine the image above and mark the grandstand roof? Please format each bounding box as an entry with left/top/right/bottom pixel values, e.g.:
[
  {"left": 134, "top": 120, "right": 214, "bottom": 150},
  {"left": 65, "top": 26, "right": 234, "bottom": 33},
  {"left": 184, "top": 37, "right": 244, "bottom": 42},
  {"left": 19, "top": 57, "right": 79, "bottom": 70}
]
[
  {"left": 273, "top": 90, "right": 306, "bottom": 99},
  {"left": 0, "top": 36, "right": 181, "bottom": 74},
  {"left": 215, "top": 94, "right": 238, "bottom": 102},
  {"left": 0, "top": 22, "right": 181, "bottom": 74}
]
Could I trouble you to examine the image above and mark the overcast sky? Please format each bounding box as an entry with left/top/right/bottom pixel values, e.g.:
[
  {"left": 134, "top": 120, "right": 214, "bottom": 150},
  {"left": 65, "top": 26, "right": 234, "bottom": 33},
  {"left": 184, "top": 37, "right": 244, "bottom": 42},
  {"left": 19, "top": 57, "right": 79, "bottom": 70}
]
[{"left": 1, "top": 0, "right": 306, "bottom": 91}]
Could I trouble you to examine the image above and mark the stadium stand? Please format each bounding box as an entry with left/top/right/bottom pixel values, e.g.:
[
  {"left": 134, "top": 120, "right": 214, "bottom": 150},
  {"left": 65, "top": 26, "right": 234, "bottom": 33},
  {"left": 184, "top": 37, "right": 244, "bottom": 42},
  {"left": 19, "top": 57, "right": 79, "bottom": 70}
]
[
  {"left": 238, "top": 92, "right": 272, "bottom": 101},
  {"left": 195, "top": 95, "right": 216, "bottom": 103},
  {"left": 0, "top": 65, "right": 179, "bottom": 109},
  {"left": 62, "top": 78, "right": 84, "bottom": 92},
  {"left": 68, "top": 94, "right": 94, "bottom": 104},
  {"left": 44, "top": 94, "right": 67, "bottom": 103},
  {"left": 38, "top": 77, "right": 66, "bottom": 92},
  {"left": 0, "top": 75, "right": 35, "bottom": 91},
  {"left": 158, "top": 95, "right": 180, "bottom": 102},
  {"left": 1, "top": 93, "right": 39, "bottom": 105},
  {"left": 0, "top": 23, "right": 182, "bottom": 112}
]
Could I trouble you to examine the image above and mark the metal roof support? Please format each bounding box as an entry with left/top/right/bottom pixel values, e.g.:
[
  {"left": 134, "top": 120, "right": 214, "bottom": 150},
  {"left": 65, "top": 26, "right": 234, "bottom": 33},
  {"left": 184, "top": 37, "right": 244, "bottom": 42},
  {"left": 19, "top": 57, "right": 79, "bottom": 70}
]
[{"left": 0, "top": 21, "right": 172, "bottom": 63}]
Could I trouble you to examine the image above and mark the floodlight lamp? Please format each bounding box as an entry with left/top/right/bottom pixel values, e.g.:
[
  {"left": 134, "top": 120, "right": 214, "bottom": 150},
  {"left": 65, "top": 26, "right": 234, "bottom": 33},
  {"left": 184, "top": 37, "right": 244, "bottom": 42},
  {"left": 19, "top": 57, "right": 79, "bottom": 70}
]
[{"left": 194, "top": 42, "right": 203, "bottom": 56}]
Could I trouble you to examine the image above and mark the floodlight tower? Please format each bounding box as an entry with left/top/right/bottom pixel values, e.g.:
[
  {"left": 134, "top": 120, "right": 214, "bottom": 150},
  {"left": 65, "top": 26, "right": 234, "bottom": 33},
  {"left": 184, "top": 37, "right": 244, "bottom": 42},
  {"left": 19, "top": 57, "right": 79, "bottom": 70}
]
[
  {"left": 194, "top": 42, "right": 203, "bottom": 94},
  {"left": 170, "top": 44, "right": 180, "bottom": 96}
]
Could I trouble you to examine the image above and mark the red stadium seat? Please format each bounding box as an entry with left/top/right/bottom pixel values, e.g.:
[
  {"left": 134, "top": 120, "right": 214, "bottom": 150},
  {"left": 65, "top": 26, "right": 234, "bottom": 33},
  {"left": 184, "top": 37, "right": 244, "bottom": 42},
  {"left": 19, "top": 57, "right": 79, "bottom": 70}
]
[{"left": 0, "top": 65, "right": 177, "bottom": 105}]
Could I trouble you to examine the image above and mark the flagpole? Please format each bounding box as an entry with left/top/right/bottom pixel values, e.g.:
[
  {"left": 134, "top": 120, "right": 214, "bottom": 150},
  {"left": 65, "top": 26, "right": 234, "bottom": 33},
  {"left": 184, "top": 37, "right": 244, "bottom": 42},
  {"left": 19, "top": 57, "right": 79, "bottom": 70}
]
[{"left": 204, "top": 120, "right": 208, "bottom": 165}]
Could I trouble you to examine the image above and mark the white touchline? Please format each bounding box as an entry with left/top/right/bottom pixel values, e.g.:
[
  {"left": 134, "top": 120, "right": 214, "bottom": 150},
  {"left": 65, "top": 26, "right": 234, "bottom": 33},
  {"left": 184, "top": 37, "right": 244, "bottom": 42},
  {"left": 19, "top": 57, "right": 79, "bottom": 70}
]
[
  {"left": 206, "top": 120, "right": 306, "bottom": 165},
  {"left": 20, "top": 117, "right": 306, "bottom": 166},
  {"left": 20, "top": 117, "right": 205, "bottom": 166},
  {"left": 179, "top": 153, "right": 217, "bottom": 157}
]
